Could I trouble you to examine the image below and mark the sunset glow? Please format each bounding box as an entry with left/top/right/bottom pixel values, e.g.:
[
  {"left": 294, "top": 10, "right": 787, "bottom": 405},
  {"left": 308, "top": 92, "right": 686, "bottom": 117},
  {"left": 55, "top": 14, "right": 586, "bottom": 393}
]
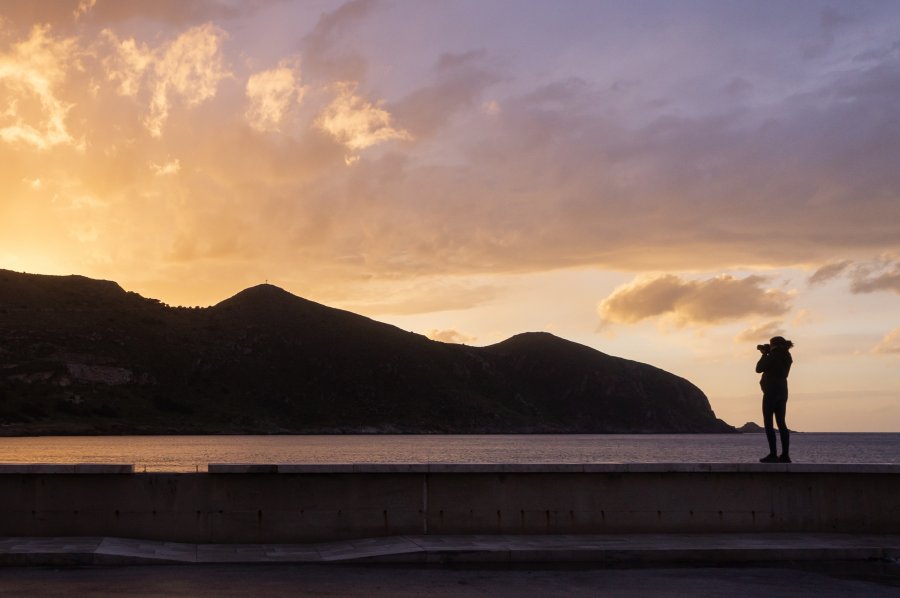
[{"left": 2, "top": 1, "right": 899, "bottom": 431}]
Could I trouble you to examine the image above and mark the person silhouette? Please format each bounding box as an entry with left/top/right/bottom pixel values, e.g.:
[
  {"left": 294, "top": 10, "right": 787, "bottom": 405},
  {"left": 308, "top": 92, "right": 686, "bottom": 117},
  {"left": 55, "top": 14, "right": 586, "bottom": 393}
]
[{"left": 756, "top": 336, "right": 794, "bottom": 463}]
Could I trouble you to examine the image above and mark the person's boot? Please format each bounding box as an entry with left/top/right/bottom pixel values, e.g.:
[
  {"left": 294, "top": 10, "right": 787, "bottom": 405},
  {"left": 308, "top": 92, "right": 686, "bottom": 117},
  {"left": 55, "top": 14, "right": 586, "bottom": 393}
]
[
  {"left": 759, "top": 453, "right": 779, "bottom": 463},
  {"left": 778, "top": 454, "right": 791, "bottom": 463}
]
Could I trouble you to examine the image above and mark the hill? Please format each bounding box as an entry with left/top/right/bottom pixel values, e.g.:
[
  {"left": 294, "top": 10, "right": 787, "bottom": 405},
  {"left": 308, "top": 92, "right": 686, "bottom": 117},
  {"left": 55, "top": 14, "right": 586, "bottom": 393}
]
[
  {"left": 737, "top": 421, "right": 765, "bottom": 433},
  {"left": 0, "top": 269, "right": 734, "bottom": 434}
]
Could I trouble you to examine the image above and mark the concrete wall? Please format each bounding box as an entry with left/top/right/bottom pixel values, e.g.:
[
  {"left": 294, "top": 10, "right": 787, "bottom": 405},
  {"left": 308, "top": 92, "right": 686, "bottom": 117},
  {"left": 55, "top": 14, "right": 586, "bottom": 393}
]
[{"left": 0, "top": 464, "right": 897, "bottom": 543}]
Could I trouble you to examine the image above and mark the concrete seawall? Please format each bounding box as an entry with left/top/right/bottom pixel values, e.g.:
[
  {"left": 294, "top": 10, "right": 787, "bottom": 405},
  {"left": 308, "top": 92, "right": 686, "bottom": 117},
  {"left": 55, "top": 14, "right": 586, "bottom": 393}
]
[{"left": 0, "top": 464, "right": 898, "bottom": 543}]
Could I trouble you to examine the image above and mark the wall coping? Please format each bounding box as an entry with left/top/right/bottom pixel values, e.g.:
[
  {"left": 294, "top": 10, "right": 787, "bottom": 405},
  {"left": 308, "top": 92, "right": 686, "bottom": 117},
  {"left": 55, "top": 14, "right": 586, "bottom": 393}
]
[
  {"left": 0, "top": 463, "right": 895, "bottom": 475},
  {"left": 0, "top": 464, "right": 134, "bottom": 474},
  {"left": 206, "top": 463, "right": 900, "bottom": 474}
]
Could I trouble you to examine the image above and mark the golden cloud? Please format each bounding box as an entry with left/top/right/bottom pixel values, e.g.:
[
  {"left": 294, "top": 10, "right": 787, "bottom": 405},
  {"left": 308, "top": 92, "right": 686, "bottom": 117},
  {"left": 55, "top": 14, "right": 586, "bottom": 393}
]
[
  {"left": 598, "top": 274, "right": 793, "bottom": 327},
  {"left": 336, "top": 277, "right": 500, "bottom": 316},
  {"left": 149, "top": 158, "right": 180, "bottom": 176},
  {"left": 2, "top": 5, "right": 900, "bottom": 312},
  {"left": 873, "top": 328, "right": 900, "bottom": 354},
  {"left": 315, "top": 82, "right": 410, "bottom": 156},
  {"left": 101, "top": 31, "right": 154, "bottom": 97},
  {"left": 427, "top": 329, "right": 477, "bottom": 344},
  {"left": 73, "top": 0, "right": 97, "bottom": 20},
  {"left": 0, "top": 25, "right": 79, "bottom": 150},
  {"left": 102, "top": 23, "right": 230, "bottom": 137},
  {"left": 245, "top": 59, "right": 305, "bottom": 132}
]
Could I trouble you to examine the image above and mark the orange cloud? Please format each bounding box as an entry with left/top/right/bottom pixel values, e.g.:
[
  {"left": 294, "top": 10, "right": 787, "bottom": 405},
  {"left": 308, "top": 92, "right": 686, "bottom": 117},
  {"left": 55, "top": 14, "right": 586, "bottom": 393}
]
[
  {"left": 149, "top": 158, "right": 180, "bottom": 176},
  {"left": 245, "top": 58, "right": 305, "bottom": 132},
  {"left": 2, "top": 4, "right": 900, "bottom": 315},
  {"left": 73, "top": 0, "right": 97, "bottom": 20},
  {"left": 339, "top": 279, "right": 500, "bottom": 316},
  {"left": 873, "top": 328, "right": 900, "bottom": 354},
  {"left": 100, "top": 31, "right": 153, "bottom": 97},
  {"left": 427, "top": 329, "right": 477, "bottom": 344},
  {"left": 315, "top": 82, "right": 410, "bottom": 158},
  {"left": 598, "top": 274, "right": 793, "bottom": 327},
  {"left": 0, "top": 25, "right": 80, "bottom": 150},
  {"left": 102, "top": 23, "right": 230, "bottom": 137}
]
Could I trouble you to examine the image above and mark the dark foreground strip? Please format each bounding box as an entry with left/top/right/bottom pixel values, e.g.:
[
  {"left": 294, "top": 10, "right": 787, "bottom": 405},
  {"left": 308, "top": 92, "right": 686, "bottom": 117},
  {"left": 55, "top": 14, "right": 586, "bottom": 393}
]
[{"left": 0, "top": 533, "right": 899, "bottom": 566}]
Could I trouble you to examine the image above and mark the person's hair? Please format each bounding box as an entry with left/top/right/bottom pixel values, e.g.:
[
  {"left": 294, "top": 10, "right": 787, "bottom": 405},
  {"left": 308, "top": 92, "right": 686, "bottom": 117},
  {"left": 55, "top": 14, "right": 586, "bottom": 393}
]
[{"left": 770, "top": 336, "right": 794, "bottom": 349}]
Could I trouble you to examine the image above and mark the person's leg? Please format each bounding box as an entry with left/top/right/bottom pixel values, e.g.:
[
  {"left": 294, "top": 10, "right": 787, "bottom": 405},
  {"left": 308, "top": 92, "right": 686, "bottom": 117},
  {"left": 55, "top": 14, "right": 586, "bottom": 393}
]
[
  {"left": 761, "top": 397, "right": 777, "bottom": 460},
  {"left": 775, "top": 399, "right": 790, "bottom": 461}
]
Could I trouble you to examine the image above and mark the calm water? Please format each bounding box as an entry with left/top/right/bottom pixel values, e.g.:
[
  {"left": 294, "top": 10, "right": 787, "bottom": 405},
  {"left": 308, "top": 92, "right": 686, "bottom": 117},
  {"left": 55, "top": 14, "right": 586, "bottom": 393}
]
[{"left": 0, "top": 434, "right": 897, "bottom": 471}]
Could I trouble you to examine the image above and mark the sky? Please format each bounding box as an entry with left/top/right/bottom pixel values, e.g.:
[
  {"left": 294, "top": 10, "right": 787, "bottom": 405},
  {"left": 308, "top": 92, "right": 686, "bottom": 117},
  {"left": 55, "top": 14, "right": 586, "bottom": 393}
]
[{"left": 2, "top": 0, "right": 900, "bottom": 431}]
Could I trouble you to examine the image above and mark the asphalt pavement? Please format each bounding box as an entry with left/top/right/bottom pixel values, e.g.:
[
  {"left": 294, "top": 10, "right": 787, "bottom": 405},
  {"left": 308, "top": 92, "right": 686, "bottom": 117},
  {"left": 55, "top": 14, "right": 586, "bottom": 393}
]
[{"left": 1, "top": 562, "right": 899, "bottom": 597}]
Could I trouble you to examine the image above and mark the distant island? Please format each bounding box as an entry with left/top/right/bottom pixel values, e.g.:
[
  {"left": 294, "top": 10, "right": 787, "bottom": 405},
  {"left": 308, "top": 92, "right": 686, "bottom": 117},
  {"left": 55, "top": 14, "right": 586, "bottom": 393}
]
[
  {"left": 737, "top": 422, "right": 765, "bottom": 433},
  {"left": 0, "top": 270, "right": 734, "bottom": 435}
]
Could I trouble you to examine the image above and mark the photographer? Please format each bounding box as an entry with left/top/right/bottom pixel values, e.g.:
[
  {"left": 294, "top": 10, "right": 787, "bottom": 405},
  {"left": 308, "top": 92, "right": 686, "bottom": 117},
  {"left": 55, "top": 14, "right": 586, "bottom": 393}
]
[{"left": 756, "top": 336, "right": 794, "bottom": 463}]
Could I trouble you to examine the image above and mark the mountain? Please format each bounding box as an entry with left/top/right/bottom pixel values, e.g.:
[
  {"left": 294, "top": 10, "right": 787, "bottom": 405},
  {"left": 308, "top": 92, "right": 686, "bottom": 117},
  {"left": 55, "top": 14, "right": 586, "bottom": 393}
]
[{"left": 0, "top": 270, "right": 733, "bottom": 434}]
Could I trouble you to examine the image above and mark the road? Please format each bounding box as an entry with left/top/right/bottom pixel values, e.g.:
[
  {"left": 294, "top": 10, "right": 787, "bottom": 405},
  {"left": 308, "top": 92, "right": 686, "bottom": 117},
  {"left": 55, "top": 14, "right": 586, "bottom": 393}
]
[{"left": 0, "top": 562, "right": 899, "bottom": 597}]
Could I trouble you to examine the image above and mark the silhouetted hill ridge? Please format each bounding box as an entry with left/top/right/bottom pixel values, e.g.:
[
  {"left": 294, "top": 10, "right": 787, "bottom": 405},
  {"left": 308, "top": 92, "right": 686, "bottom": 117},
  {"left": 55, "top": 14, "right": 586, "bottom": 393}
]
[
  {"left": 0, "top": 270, "right": 733, "bottom": 435},
  {"left": 214, "top": 283, "right": 422, "bottom": 340},
  {"left": 488, "top": 331, "right": 614, "bottom": 361},
  {"left": 0, "top": 269, "right": 133, "bottom": 309},
  {"left": 217, "top": 283, "right": 314, "bottom": 309}
]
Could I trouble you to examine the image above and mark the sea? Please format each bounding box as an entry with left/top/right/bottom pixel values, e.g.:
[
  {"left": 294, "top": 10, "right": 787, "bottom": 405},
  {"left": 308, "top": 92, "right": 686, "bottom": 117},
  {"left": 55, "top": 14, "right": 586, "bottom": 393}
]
[{"left": 0, "top": 433, "right": 897, "bottom": 472}]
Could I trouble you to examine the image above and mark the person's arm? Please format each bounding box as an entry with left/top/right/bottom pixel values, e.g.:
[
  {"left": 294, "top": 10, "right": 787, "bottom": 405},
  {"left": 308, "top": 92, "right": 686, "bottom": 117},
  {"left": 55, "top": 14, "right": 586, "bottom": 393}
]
[
  {"left": 772, "top": 350, "right": 791, "bottom": 378},
  {"left": 755, "top": 353, "right": 769, "bottom": 374}
]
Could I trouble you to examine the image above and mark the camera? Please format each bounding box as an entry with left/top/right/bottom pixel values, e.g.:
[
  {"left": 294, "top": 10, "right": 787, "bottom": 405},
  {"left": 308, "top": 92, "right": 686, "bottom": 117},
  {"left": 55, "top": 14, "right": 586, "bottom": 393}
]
[{"left": 757, "top": 344, "right": 770, "bottom": 353}]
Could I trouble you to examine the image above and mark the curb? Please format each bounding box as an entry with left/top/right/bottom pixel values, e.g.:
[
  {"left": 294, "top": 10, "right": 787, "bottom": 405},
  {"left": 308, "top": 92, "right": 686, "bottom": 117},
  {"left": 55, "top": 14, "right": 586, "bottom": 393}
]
[{"left": 1, "top": 534, "right": 899, "bottom": 566}]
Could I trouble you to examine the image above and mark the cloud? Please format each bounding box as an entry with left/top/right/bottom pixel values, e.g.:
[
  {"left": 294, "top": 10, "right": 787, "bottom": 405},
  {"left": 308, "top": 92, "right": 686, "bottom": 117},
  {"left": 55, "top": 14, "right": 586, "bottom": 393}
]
[
  {"left": 315, "top": 82, "right": 410, "bottom": 157},
  {"left": 873, "top": 328, "right": 900, "bottom": 354},
  {"left": 802, "top": 7, "right": 854, "bottom": 60},
  {"left": 369, "top": 37, "right": 900, "bottom": 276},
  {"left": 301, "top": 0, "right": 376, "bottom": 82},
  {"left": 245, "top": 58, "right": 305, "bottom": 132},
  {"left": 0, "top": 25, "right": 80, "bottom": 150},
  {"left": 850, "top": 257, "right": 900, "bottom": 295},
  {"left": 735, "top": 321, "right": 785, "bottom": 344},
  {"left": 482, "top": 100, "right": 500, "bottom": 115},
  {"left": 4, "top": 3, "right": 900, "bottom": 310},
  {"left": 806, "top": 257, "right": 900, "bottom": 295},
  {"left": 73, "top": 0, "right": 97, "bottom": 20},
  {"left": 791, "top": 308, "right": 820, "bottom": 326},
  {"left": 808, "top": 260, "right": 852, "bottom": 285},
  {"left": 0, "top": 0, "right": 263, "bottom": 30},
  {"left": 101, "top": 31, "right": 154, "bottom": 97},
  {"left": 102, "top": 23, "right": 231, "bottom": 137},
  {"left": 598, "top": 274, "right": 793, "bottom": 327},
  {"left": 723, "top": 77, "right": 752, "bottom": 97},
  {"left": 427, "top": 329, "right": 477, "bottom": 344},
  {"left": 149, "top": 158, "right": 180, "bottom": 176},
  {"left": 339, "top": 278, "right": 500, "bottom": 316},
  {"left": 390, "top": 50, "right": 501, "bottom": 139}
]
